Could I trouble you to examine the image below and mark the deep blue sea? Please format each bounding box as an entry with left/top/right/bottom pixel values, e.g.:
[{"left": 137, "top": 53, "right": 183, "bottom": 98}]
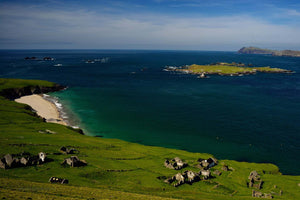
[{"left": 0, "top": 50, "right": 299, "bottom": 174}]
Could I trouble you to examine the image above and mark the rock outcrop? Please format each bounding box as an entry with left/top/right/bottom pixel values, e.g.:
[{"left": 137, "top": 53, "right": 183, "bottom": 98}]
[{"left": 0, "top": 84, "right": 66, "bottom": 100}]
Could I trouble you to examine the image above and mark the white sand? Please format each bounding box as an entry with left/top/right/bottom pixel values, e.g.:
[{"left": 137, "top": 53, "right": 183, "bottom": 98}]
[{"left": 15, "top": 94, "right": 67, "bottom": 125}]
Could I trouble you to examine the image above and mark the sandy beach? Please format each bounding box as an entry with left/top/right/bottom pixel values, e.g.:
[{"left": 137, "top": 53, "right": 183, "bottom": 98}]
[{"left": 15, "top": 94, "right": 67, "bottom": 125}]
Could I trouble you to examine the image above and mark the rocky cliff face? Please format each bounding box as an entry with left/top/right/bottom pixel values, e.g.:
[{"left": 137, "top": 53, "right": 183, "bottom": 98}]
[
  {"left": 0, "top": 84, "right": 66, "bottom": 100},
  {"left": 238, "top": 47, "right": 300, "bottom": 57}
]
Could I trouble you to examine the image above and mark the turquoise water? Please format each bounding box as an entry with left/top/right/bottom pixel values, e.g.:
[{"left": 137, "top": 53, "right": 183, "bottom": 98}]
[{"left": 0, "top": 50, "right": 299, "bottom": 174}]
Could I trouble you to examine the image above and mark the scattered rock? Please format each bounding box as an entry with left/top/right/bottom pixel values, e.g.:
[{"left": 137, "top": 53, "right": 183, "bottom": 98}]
[{"left": 49, "top": 177, "right": 69, "bottom": 184}]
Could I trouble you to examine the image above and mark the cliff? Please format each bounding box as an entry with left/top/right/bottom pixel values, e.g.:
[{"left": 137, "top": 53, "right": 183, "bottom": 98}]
[{"left": 0, "top": 78, "right": 66, "bottom": 100}]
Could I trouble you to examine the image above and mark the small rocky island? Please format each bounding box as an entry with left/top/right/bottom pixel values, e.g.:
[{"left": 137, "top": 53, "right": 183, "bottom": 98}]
[
  {"left": 238, "top": 47, "right": 300, "bottom": 57},
  {"left": 164, "top": 62, "right": 293, "bottom": 77}
]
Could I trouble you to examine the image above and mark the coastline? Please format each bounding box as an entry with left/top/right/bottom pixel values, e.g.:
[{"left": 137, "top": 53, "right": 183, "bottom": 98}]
[
  {"left": 15, "top": 94, "right": 67, "bottom": 126},
  {"left": 1, "top": 78, "right": 300, "bottom": 199}
]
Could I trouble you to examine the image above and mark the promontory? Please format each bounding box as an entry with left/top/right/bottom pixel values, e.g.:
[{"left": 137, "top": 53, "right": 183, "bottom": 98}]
[{"left": 238, "top": 47, "right": 300, "bottom": 57}]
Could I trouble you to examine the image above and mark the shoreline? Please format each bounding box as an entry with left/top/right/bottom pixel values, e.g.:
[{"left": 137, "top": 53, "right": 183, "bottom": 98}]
[{"left": 15, "top": 94, "right": 68, "bottom": 126}]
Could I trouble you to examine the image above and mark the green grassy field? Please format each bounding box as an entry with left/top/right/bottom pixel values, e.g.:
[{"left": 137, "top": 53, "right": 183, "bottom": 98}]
[
  {"left": 176, "top": 63, "right": 290, "bottom": 75},
  {"left": 0, "top": 78, "right": 299, "bottom": 199}
]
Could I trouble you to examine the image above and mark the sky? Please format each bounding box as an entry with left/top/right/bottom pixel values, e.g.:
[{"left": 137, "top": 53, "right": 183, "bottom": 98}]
[{"left": 0, "top": 0, "right": 300, "bottom": 50}]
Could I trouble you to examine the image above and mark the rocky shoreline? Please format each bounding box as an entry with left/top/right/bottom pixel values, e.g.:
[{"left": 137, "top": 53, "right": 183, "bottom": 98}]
[{"left": 0, "top": 84, "right": 66, "bottom": 100}]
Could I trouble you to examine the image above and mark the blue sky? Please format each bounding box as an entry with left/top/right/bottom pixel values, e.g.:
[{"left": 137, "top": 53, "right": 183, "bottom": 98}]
[{"left": 1, "top": 0, "right": 300, "bottom": 50}]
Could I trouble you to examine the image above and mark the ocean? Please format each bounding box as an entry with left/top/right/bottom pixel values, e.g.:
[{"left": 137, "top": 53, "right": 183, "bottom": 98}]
[{"left": 0, "top": 50, "right": 299, "bottom": 174}]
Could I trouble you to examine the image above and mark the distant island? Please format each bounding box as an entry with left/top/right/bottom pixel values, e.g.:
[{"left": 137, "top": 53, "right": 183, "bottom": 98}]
[
  {"left": 164, "top": 62, "right": 293, "bottom": 77},
  {"left": 238, "top": 47, "right": 300, "bottom": 57}
]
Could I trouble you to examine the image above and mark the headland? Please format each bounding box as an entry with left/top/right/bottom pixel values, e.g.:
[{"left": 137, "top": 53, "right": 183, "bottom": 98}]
[{"left": 238, "top": 47, "right": 300, "bottom": 57}]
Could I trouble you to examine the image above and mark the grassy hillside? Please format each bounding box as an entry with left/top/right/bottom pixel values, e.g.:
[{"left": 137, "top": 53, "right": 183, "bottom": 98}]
[{"left": 0, "top": 78, "right": 299, "bottom": 199}]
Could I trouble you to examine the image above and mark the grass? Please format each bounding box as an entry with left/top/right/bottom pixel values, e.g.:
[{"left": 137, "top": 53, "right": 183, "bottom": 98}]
[
  {"left": 0, "top": 78, "right": 300, "bottom": 199},
  {"left": 176, "top": 63, "right": 289, "bottom": 75},
  {"left": 0, "top": 78, "right": 55, "bottom": 91}
]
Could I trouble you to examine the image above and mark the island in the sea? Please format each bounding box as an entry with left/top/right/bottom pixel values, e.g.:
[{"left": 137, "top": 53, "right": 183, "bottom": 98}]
[
  {"left": 238, "top": 46, "right": 300, "bottom": 57},
  {"left": 164, "top": 62, "right": 293, "bottom": 77}
]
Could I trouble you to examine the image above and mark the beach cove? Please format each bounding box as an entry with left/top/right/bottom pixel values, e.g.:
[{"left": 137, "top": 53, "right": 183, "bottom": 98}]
[{"left": 15, "top": 94, "right": 67, "bottom": 125}]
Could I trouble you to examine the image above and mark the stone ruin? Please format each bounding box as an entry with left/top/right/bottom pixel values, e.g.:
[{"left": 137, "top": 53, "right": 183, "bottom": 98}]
[
  {"left": 0, "top": 152, "right": 48, "bottom": 169},
  {"left": 60, "top": 146, "right": 79, "bottom": 154},
  {"left": 164, "top": 170, "right": 201, "bottom": 187},
  {"left": 164, "top": 157, "right": 188, "bottom": 170},
  {"left": 197, "top": 157, "right": 218, "bottom": 170},
  {"left": 49, "top": 176, "right": 69, "bottom": 184},
  {"left": 248, "top": 170, "right": 263, "bottom": 190},
  {"left": 252, "top": 190, "right": 273, "bottom": 199},
  {"left": 163, "top": 157, "right": 219, "bottom": 187},
  {"left": 62, "top": 156, "right": 87, "bottom": 167},
  {"left": 164, "top": 169, "right": 213, "bottom": 187}
]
